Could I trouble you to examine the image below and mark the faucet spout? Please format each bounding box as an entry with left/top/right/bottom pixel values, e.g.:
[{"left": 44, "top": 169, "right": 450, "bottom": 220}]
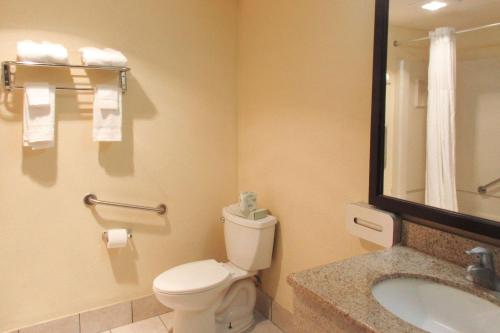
[{"left": 465, "top": 247, "right": 500, "bottom": 292}]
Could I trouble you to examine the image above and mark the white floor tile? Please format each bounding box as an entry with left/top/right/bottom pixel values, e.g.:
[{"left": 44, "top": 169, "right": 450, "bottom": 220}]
[
  {"left": 243, "top": 311, "right": 282, "bottom": 333},
  {"left": 246, "top": 320, "right": 283, "bottom": 333},
  {"left": 111, "top": 317, "right": 167, "bottom": 333},
  {"left": 111, "top": 311, "right": 283, "bottom": 333},
  {"left": 158, "top": 312, "right": 174, "bottom": 332}
]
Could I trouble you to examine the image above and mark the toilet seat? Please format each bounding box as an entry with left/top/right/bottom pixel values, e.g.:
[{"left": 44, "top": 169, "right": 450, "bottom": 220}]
[{"left": 154, "top": 259, "right": 231, "bottom": 295}]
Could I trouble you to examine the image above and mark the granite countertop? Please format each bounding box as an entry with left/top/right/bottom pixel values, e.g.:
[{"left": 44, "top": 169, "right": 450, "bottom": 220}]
[{"left": 287, "top": 246, "right": 500, "bottom": 333}]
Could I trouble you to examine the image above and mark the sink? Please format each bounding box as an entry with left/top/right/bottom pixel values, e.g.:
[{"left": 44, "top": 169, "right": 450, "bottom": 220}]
[{"left": 372, "top": 278, "right": 500, "bottom": 333}]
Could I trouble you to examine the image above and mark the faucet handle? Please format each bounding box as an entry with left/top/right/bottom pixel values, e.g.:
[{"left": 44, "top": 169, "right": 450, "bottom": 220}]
[
  {"left": 466, "top": 247, "right": 492, "bottom": 256},
  {"left": 466, "top": 247, "right": 495, "bottom": 270}
]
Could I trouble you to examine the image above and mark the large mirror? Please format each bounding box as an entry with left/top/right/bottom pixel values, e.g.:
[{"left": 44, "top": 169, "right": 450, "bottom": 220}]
[{"left": 370, "top": 0, "right": 500, "bottom": 239}]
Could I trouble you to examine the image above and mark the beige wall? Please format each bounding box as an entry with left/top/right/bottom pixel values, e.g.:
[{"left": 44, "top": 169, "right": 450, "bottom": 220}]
[
  {"left": 1, "top": 0, "right": 384, "bottom": 329},
  {"left": 237, "top": 0, "right": 381, "bottom": 312},
  {"left": 455, "top": 29, "right": 500, "bottom": 221},
  {"left": 456, "top": 51, "right": 500, "bottom": 221},
  {"left": 0, "top": 0, "right": 238, "bottom": 331}
]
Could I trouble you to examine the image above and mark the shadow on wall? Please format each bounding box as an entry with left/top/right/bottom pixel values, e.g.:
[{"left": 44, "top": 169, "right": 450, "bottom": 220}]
[
  {"left": 259, "top": 217, "right": 283, "bottom": 300},
  {"left": 0, "top": 70, "right": 156, "bottom": 185},
  {"left": 0, "top": 66, "right": 164, "bottom": 286},
  {"left": 89, "top": 205, "right": 170, "bottom": 284},
  {"left": 360, "top": 239, "right": 384, "bottom": 252},
  {"left": 107, "top": 240, "right": 140, "bottom": 285},
  {"left": 259, "top": 215, "right": 381, "bottom": 302}
]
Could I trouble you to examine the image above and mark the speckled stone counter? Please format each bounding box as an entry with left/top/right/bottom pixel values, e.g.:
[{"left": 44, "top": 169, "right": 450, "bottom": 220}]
[{"left": 287, "top": 246, "right": 500, "bottom": 333}]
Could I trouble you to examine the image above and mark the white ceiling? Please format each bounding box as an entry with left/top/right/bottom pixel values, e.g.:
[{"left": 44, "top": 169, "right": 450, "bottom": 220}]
[{"left": 390, "top": 0, "right": 500, "bottom": 31}]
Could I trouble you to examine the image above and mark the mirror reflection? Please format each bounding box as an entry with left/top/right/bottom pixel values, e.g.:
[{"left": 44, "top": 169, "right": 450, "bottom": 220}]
[{"left": 384, "top": 0, "right": 500, "bottom": 222}]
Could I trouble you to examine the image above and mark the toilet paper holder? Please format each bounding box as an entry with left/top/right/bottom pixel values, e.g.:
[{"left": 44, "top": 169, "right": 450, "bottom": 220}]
[{"left": 102, "top": 230, "right": 132, "bottom": 242}]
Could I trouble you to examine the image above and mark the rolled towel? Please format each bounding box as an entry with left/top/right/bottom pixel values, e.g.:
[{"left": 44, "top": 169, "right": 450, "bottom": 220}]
[
  {"left": 93, "top": 84, "right": 122, "bottom": 142},
  {"left": 42, "top": 41, "right": 69, "bottom": 64},
  {"left": 103, "top": 48, "right": 128, "bottom": 66},
  {"left": 17, "top": 40, "right": 68, "bottom": 64},
  {"left": 17, "top": 40, "right": 47, "bottom": 63},
  {"left": 79, "top": 47, "right": 127, "bottom": 67},
  {"left": 23, "top": 82, "right": 56, "bottom": 150},
  {"left": 79, "top": 47, "right": 102, "bottom": 65}
]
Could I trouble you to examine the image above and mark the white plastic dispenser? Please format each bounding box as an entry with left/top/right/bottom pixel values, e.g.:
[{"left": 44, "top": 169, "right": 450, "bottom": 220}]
[{"left": 346, "top": 202, "right": 400, "bottom": 248}]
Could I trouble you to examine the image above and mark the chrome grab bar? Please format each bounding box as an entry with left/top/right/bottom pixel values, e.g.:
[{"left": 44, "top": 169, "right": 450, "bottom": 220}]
[
  {"left": 478, "top": 177, "right": 500, "bottom": 194},
  {"left": 84, "top": 193, "right": 167, "bottom": 215}
]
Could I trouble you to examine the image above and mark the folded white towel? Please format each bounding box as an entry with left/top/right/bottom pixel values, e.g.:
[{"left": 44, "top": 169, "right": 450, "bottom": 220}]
[
  {"left": 93, "top": 84, "right": 122, "bottom": 142},
  {"left": 23, "top": 83, "right": 56, "bottom": 150},
  {"left": 79, "top": 47, "right": 127, "bottom": 67},
  {"left": 17, "top": 40, "right": 68, "bottom": 64}
]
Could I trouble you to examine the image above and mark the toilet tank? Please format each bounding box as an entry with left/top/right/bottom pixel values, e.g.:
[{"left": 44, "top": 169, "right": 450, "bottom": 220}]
[{"left": 223, "top": 207, "right": 277, "bottom": 271}]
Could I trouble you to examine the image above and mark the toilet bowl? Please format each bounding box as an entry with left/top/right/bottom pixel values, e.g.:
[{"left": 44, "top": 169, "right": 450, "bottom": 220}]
[
  {"left": 154, "top": 260, "right": 257, "bottom": 333},
  {"left": 153, "top": 207, "right": 277, "bottom": 333}
]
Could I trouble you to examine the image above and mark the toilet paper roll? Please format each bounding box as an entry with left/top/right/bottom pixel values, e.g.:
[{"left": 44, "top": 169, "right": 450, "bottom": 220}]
[{"left": 105, "top": 229, "right": 129, "bottom": 249}]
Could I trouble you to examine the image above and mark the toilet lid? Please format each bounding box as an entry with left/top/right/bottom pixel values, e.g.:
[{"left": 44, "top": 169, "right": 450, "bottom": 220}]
[{"left": 154, "top": 259, "right": 230, "bottom": 295}]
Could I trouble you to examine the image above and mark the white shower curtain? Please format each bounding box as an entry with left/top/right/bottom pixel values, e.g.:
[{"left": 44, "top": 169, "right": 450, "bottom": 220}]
[{"left": 425, "top": 27, "right": 458, "bottom": 211}]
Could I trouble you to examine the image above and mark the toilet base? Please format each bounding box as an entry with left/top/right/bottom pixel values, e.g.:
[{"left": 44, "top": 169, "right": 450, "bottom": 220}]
[
  {"left": 172, "top": 308, "right": 254, "bottom": 333},
  {"left": 215, "top": 312, "right": 254, "bottom": 333},
  {"left": 215, "top": 278, "right": 256, "bottom": 333},
  {"left": 164, "top": 278, "right": 257, "bottom": 333}
]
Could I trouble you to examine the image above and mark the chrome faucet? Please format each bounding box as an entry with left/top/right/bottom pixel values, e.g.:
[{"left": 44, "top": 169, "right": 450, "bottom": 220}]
[{"left": 465, "top": 247, "right": 500, "bottom": 292}]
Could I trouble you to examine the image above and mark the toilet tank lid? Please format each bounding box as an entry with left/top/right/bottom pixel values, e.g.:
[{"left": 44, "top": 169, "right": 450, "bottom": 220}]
[{"left": 222, "top": 207, "right": 277, "bottom": 229}]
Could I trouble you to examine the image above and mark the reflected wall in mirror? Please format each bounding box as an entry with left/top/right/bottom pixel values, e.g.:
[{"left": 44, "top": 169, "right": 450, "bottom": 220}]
[{"left": 383, "top": 0, "right": 500, "bottom": 223}]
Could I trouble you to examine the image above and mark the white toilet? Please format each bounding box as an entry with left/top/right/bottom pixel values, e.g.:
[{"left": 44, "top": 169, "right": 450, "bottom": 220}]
[{"left": 153, "top": 206, "right": 277, "bottom": 333}]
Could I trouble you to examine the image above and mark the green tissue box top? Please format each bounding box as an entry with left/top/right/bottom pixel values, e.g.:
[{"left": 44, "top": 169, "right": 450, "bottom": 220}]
[{"left": 248, "top": 208, "right": 268, "bottom": 220}]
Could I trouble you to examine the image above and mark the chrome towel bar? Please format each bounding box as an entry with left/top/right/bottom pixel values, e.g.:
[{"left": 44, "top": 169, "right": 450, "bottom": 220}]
[
  {"left": 478, "top": 177, "right": 500, "bottom": 194},
  {"left": 84, "top": 193, "right": 167, "bottom": 215},
  {"left": 2, "top": 61, "right": 130, "bottom": 93}
]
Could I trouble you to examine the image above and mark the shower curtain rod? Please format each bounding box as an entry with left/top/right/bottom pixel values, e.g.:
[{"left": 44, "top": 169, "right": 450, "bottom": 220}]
[{"left": 393, "top": 22, "right": 500, "bottom": 47}]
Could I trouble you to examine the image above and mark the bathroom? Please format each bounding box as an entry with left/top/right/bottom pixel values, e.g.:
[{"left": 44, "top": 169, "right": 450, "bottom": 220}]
[{"left": 0, "top": 1, "right": 499, "bottom": 333}]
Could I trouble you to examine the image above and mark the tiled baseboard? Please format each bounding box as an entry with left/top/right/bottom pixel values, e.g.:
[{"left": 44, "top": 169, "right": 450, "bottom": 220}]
[
  {"left": 6, "top": 288, "right": 291, "bottom": 333},
  {"left": 4, "top": 295, "right": 170, "bottom": 333},
  {"left": 255, "top": 288, "right": 294, "bottom": 333}
]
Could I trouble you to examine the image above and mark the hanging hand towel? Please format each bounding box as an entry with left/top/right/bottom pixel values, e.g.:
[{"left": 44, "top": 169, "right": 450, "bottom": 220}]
[
  {"left": 93, "top": 84, "right": 122, "bottom": 142},
  {"left": 23, "top": 83, "right": 56, "bottom": 150}
]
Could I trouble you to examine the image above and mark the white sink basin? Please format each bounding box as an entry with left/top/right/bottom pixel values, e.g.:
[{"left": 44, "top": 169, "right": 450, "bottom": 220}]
[{"left": 372, "top": 278, "right": 500, "bottom": 333}]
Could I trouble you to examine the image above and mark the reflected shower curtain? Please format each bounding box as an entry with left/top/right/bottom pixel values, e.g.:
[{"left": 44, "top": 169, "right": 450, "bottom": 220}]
[{"left": 425, "top": 27, "right": 458, "bottom": 211}]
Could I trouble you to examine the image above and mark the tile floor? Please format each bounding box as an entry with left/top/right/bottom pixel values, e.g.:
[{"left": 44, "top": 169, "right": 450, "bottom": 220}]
[{"left": 100, "top": 311, "right": 283, "bottom": 333}]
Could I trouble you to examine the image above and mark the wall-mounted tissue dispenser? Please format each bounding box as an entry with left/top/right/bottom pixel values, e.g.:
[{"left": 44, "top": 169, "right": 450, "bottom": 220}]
[{"left": 346, "top": 202, "right": 400, "bottom": 248}]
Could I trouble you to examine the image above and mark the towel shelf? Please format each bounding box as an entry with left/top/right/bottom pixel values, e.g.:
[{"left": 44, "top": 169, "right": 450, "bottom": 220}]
[{"left": 1, "top": 61, "right": 130, "bottom": 93}]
